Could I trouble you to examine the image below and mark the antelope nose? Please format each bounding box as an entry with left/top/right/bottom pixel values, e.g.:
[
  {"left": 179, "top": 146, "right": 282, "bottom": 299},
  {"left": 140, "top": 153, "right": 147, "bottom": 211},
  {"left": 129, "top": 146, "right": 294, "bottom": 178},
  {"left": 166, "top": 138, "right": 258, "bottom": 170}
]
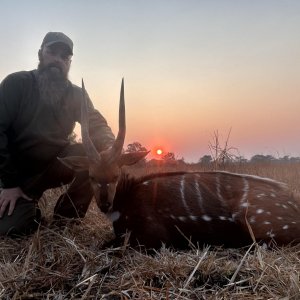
[{"left": 101, "top": 202, "right": 111, "bottom": 213}]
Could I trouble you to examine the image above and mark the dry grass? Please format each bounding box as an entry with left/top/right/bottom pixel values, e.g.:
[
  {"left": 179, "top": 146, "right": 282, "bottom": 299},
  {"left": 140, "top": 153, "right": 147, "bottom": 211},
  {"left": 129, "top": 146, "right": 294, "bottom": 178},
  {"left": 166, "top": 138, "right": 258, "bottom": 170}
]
[{"left": 1, "top": 162, "right": 300, "bottom": 299}]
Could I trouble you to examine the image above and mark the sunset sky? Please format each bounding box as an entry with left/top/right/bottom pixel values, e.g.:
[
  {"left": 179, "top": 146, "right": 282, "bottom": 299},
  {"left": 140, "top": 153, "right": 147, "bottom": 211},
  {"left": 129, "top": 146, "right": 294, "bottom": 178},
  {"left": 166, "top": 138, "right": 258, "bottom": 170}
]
[{"left": 1, "top": 1, "right": 300, "bottom": 162}]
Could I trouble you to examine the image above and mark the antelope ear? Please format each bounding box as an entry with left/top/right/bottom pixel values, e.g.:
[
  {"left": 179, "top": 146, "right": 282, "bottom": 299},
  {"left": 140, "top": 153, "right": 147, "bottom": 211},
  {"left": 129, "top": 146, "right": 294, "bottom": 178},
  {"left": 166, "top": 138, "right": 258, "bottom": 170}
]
[
  {"left": 118, "top": 151, "right": 150, "bottom": 166},
  {"left": 57, "top": 156, "right": 90, "bottom": 171}
]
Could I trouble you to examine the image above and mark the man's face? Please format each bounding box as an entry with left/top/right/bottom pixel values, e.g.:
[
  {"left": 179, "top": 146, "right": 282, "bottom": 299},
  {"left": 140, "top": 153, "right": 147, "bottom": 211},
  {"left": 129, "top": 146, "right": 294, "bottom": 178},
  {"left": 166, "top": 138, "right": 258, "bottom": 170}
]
[
  {"left": 37, "top": 43, "right": 72, "bottom": 106},
  {"left": 39, "top": 43, "right": 72, "bottom": 78}
]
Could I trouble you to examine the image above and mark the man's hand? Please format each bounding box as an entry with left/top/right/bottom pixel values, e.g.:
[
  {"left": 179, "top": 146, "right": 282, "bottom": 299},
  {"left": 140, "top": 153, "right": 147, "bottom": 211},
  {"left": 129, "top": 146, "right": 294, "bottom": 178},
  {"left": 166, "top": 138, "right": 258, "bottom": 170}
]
[{"left": 0, "top": 187, "right": 32, "bottom": 218}]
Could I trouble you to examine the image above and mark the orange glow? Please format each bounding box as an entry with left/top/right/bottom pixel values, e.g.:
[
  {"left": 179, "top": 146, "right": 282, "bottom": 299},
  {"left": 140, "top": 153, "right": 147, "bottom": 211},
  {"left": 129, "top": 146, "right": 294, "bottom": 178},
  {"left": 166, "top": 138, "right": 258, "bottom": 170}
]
[
  {"left": 152, "top": 146, "right": 165, "bottom": 159},
  {"left": 156, "top": 149, "right": 163, "bottom": 155}
]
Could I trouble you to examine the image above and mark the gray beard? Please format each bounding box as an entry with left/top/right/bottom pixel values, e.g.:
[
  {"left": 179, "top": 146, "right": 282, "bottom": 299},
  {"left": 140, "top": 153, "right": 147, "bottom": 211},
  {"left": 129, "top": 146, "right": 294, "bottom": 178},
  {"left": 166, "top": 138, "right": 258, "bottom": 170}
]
[{"left": 37, "top": 63, "right": 69, "bottom": 107}]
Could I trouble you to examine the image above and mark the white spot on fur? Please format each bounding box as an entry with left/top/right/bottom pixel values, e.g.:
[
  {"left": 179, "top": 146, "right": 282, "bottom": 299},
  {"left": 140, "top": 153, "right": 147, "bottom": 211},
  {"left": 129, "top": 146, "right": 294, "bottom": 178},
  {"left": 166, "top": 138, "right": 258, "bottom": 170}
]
[
  {"left": 170, "top": 214, "right": 176, "bottom": 220},
  {"left": 240, "top": 202, "right": 249, "bottom": 208},
  {"left": 189, "top": 215, "right": 198, "bottom": 221},
  {"left": 180, "top": 176, "right": 192, "bottom": 215},
  {"left": 106, "top": 211, "right": 121, "bottom": 222},
  {"left": 194, "top": 179, "right": 204, "bottom": 212},
  {"left": 277, "top": 216, "right": 283, "bottom": 220},
  {"left": 232, "top": 213, "right": 238, "bottom": 220},
  {"left": 179, "top": 216, "right": 186, "bottom": 222},
  {"left": 219, "top": 216, "right": 227, "bottom": 221},
  {"left": 143, "top": 181, "right": 149, "bottom": 185},
  {"left": 240, "top": 177, "right": 249, "bottom": 205},
  {"left": 202, "top": 215, "right": 212, "bottom": 221},
  {"left": 282, "top": 204, "right": 288, "bottom": 209},
  {"left": 266, "top": 211, "right": 271, "bottom": 215},
  {"left": 216, "top": 174, "right": 222, "bottom": 200},
  {"left": 282, "top": 225, "right": 289, "bottom": 230},
  {"left": 256, "top": 209, "right": 264, "bottom": 214},
  {"left": 249, "top": 216, "right": 256, "bottom": 223},
  {"left": 267, "top": 231, "right": 276, "bottom": 238},
  {"left": 216, "top": 175, "right": 223, "bottom": 204},
  {"left": 275, "top": 203, "right": 281, "bottom": 207},
  {"left": 270, "top": 193, "right": 276, "bottom": 198},
  {"left": 263, "top": 221, "right": 271, "bottom": 225},
  {"left": 257, "top": 193, "right": 266, "bottom": 198}
]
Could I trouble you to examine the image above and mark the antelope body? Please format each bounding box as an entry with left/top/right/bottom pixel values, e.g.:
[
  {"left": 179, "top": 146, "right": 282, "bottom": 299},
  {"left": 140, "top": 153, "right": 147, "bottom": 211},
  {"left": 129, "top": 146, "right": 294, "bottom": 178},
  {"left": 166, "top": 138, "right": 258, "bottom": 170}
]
[
  {"left": 59, "top": 80, "right": 300, "bottom": 249},
  {"left": 110, "top": 171, "right": 300, "bottom": 248}
]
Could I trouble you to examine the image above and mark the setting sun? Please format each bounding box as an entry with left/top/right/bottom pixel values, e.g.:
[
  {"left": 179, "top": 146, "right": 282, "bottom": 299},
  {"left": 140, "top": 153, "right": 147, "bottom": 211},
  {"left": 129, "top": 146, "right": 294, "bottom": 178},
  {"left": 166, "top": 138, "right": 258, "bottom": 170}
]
[
  {"left": 156, "top": 149, "right": 163, "bottom": 156},
  {"left": 152, "top": 146, "right": 165, "bottom": 159}
]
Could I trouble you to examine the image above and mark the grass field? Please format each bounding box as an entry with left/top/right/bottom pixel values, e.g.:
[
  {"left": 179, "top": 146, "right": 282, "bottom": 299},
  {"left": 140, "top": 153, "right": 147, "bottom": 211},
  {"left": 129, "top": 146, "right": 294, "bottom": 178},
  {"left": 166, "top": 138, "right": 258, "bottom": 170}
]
[{"left": 1, "top": 162, "right": 300, "bottom": 299}]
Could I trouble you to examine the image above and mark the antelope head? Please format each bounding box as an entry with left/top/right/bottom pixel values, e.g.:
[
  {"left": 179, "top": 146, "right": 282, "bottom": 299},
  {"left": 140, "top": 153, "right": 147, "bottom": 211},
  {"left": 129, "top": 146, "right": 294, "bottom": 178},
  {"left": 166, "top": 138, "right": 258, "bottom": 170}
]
[{"left": 58, "top": 79, "right": 149, "bottom": 213}]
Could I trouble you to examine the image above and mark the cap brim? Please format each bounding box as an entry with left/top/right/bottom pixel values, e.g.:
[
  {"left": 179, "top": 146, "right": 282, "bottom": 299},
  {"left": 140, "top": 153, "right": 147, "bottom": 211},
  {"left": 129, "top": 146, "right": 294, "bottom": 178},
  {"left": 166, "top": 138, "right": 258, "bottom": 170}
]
[{"left": 44, "top": 41, "right": 73, "bottom": 55}]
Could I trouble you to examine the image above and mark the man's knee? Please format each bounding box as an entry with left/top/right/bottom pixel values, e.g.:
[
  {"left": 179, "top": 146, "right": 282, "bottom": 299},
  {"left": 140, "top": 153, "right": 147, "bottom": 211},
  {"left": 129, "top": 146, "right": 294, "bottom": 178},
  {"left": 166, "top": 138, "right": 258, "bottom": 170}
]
[{"left": 0, "top": 198, "right": 40, "bottom": 236}]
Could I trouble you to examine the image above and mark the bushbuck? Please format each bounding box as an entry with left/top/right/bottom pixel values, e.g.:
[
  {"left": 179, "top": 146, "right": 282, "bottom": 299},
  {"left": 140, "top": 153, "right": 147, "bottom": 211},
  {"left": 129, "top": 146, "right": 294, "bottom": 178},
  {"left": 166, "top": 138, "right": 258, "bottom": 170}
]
[{"left": 59, "top": 79, "right": 300, "bottom": 249}]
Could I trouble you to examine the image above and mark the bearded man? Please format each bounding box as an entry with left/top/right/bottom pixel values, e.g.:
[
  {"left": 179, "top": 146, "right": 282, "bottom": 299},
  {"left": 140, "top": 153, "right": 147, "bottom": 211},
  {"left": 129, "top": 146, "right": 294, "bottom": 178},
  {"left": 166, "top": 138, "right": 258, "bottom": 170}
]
[{"left": 0, "top": 32, "right": 115, "bottom": 235}]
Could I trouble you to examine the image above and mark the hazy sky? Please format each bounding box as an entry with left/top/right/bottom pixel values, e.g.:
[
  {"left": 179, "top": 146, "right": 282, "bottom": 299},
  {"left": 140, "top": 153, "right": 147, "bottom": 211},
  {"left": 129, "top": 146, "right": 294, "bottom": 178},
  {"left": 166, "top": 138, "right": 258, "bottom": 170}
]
[{"left": 1, "top": 1, "right": 300, "bottom": 162}]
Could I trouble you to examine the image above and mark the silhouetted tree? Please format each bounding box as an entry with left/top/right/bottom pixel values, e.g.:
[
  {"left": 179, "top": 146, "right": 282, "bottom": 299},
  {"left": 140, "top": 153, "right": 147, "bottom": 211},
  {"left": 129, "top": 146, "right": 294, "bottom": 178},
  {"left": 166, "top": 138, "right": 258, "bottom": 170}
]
[
  {"left": 199, "top": 155, "right": 213, "bottom": 165},
  {"left": 162, "top": 152, "right": 176, "bottom": 161},
  {"left": 290, "top": 157, "right": 300, "bottom": 163},
  {"left": 125, "top": 142, "right": 148, "bottom": 153},
  {"left": 235, "top": 156, "right": 248, "bottom": 164},
  {"left": 280, "top": 155, "right": 290, "bottom": 162},
  {"left": 250, "top": 154, "right": 275, "bottom": 163},
  {"left": 125, "top": 142, "right": 149, "bottom": 165}
]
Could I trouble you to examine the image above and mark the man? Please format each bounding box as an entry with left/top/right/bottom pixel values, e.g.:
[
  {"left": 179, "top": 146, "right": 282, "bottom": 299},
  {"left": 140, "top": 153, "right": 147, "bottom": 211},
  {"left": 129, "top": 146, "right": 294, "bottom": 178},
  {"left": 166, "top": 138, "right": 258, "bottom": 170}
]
[{"left": 0, "top": 32, "right": 115, "bottom": 235}]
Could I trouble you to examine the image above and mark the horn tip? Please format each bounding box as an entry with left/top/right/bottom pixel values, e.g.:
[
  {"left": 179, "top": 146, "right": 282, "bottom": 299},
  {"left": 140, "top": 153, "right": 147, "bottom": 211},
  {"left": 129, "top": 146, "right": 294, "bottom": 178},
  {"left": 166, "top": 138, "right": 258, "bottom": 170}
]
[{"left": 121, "top": 78, "right": 124, "bottom": 94}]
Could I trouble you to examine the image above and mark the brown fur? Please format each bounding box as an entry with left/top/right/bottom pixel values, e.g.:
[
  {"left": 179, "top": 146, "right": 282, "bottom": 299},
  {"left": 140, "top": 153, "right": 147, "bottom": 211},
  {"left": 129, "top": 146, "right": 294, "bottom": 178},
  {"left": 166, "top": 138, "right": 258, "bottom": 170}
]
[{"left": 110, "top": 171, "right": 300, "bottom": 249}]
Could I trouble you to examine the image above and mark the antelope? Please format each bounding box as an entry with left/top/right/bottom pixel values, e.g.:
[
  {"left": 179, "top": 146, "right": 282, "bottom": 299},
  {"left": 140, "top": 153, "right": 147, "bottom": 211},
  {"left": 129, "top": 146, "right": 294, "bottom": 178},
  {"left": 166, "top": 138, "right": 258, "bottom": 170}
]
[{"left": 59, "top": 79, "right": 300, "bottom": 249}]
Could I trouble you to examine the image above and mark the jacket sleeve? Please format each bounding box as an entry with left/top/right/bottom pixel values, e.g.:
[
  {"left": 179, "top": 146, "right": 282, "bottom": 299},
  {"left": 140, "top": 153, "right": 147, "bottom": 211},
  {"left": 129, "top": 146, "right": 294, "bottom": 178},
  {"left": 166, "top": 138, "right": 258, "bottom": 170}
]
[
  {"left": 71, "top": 85, "right": 115, "bottom": 151},
  {"left": 87, "top": 96, "right": 116, "bottom": 151},
  {"left": 0, "top": 74, "right": 22, "bottom": 188}
]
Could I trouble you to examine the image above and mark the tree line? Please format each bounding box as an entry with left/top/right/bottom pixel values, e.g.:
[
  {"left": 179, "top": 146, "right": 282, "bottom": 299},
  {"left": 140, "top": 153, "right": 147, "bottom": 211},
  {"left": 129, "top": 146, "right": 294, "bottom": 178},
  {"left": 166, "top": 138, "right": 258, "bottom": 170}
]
[{"left": 125, "top": 142, "right": 300, "bottom": 165}]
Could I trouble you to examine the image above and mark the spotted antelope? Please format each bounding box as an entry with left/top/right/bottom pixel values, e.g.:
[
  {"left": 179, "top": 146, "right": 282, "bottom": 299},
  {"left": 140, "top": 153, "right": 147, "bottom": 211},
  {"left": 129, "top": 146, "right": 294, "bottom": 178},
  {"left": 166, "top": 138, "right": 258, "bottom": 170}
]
[{"left": 59, "top": 80, "right": 300, "bottom": 249}]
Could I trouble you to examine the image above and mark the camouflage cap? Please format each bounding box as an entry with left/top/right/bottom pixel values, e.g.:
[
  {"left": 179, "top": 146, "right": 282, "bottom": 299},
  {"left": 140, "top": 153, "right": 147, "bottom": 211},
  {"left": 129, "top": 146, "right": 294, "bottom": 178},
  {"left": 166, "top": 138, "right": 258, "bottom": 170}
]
[{"left": 41, "top": 32, "right": 73, "bottom": 55}]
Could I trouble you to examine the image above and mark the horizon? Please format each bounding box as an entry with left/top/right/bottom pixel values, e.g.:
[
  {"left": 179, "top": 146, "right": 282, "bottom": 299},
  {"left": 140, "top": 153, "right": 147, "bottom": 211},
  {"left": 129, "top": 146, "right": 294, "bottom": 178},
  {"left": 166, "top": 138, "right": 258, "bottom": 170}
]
[{"left": 1, "top": 1, "right": 300, "bottom": 163}]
